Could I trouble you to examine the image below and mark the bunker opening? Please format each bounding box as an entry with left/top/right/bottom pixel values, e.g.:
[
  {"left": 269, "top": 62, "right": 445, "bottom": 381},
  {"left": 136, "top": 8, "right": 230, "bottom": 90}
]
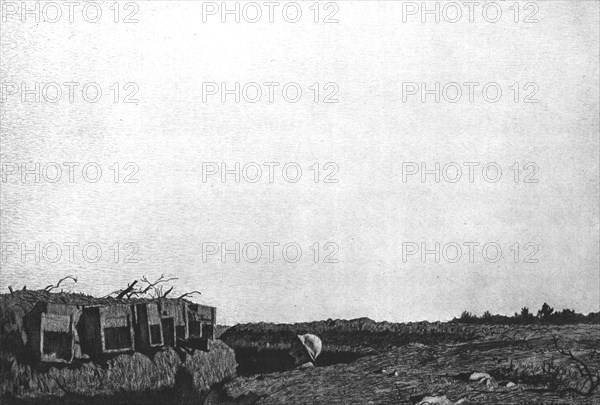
[
  {"left": 42, "top": 331, "right": 72, "bottom": 361},
  {"left": 233, "top": 347, "right": 363, "bottom": 376},
  {"left": 104, "top": 326, "right": 132, "bottom": 351}
]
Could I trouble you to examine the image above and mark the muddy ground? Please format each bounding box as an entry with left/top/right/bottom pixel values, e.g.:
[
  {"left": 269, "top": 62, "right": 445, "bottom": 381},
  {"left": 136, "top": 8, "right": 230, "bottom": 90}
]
[
  {"left": 2, "top": 322, "right": 598, "bottom": 404},
  {"left": 211, "top": 323, "right": 600, "bottom": 405}
]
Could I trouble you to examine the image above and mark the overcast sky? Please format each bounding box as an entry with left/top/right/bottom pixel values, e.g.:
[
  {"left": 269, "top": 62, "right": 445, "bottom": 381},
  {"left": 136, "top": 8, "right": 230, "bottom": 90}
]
[{"left": 1, "top": 1, "right": 598, "bottom": 324}]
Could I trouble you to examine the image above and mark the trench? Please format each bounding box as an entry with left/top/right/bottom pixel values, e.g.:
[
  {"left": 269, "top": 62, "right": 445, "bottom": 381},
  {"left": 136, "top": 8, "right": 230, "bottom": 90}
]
[
  {"left": 233, "top": 347, "right": 363, "bottom": 376},
  {"left": 3, "top": 350, "right": 363, "bottom": 405}
]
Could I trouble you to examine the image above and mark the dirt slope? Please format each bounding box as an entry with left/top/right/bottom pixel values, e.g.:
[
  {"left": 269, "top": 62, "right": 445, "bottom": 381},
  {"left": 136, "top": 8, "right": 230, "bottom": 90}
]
[{"left": 213, "top": 325, "right": 600, "bottom": 404}]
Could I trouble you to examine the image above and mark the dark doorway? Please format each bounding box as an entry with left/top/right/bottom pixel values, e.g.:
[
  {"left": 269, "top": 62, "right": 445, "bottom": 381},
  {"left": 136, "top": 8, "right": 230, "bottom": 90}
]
[
  {"left": 104, "top": 326, "right": 132, "bottom": 351},
  {"left": 43, "top": 331, "right": 72, "bottom": 361},
  {"left": 162, "top": 318, "right": 175, "bottom": 347},
  {"left": 150, "top": 324, "right": 163, "bottom": 346},
  {"left": 189, "top": 319, "right": 201, "bottom": 338}
]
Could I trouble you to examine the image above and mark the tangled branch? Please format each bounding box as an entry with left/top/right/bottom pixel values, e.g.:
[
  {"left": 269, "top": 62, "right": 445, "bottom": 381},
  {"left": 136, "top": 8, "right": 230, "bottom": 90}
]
[
  {"left": 178, "top": 291, "right": 202, "bottom": 299},
  {"left": 116, "top": 280, "right": 138, "bottom": 299},
  {"left": 105, "top": 274, "right": 200, "bottom": 301},
  {"left": 550, "top": 336, "right": 600, "bottom": 396},
  {"left": 139, "top": 274, "right": 179, "bottom": 297},
  {"left": 44, "top": 276, "right": 78, "bottom": 292}
]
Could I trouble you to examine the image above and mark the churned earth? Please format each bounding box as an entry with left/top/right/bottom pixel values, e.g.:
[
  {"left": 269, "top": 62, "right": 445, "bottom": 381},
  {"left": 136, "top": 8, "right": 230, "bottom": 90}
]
[
  {"left": 209, "top": 322, "right": 600, "bottom": 405},
  {"left": 1, "top": 309, "right": 598, "bottom": 404}
]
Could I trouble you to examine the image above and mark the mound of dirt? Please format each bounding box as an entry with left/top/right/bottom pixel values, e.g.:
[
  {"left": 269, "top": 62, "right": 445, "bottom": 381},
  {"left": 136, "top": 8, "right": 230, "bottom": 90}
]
[
  {"left": 0, "top": 290, "right": 236, "bottom": 402},
  {"left": 0, "top": 290, "right": 202, "bottom": 355},
  {"left": 213, "top": 326, "right": 600, "bottom": 405},
  {"left": 220, "top": 318, "right": 510, "bottom": 352},
  {"left": 1, "top": 340, "right": 237, "bottom": 400}
]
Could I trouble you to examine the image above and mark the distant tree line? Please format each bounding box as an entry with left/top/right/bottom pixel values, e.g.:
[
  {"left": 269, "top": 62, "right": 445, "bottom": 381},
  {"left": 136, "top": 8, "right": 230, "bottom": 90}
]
[{"left": 453, "top": 303, "right": 600, "bottom": 325}]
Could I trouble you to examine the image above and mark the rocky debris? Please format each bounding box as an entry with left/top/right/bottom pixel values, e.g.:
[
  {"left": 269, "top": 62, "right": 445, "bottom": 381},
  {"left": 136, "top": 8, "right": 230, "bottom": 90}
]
[
  {"left": 468, "top": 371, "right": 498, "bottom": 389},
  {"left": 416, "top": 395, "right": 478, "bottom": 405},
  {"left": 217, "top": 325, "right": 599, "bottom": 404},
  {"left": 468, "top": 372, "right": 490, "bottom": 381},
  {"left": 376, "top": 368, "right": 398, "bottom": 377},
  {"left": 416, "top": 395, "right": 454, "bottom": 405}
]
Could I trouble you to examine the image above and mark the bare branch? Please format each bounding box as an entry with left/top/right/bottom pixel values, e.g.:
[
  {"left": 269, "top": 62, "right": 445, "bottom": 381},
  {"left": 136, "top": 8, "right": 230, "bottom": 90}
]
[
  {"left": 551, "top": 335, "right": 599, "bottom": 396},
  {"left": 103, "top": 290, "right": 122, "bottom": 298},
  {"left": 44, "top": 275, "right": 78, "bottom": 292},
  {"left": 162, "top": 286, "right": 174, "bottom": 298},
  {"left": 126, "top": 290, "right": 142, "bottom": 299},
  {"left": 178, "top": 291, "right": 202, "bottom": 299},
  {"left": 139, "top": 274, "right": 179, "bottom": 297},
  {"left": 116, "top": 280, "right": 138, "bottom": 299},
  {"left": 104, "top": 273, "right": 196, "bottom": 301}
]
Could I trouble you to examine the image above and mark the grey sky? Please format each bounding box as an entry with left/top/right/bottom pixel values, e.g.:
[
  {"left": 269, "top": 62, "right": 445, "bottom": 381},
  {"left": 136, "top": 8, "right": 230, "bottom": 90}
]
[{"left": 1, "top": 1, "right": 598, "bottom": 324}]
